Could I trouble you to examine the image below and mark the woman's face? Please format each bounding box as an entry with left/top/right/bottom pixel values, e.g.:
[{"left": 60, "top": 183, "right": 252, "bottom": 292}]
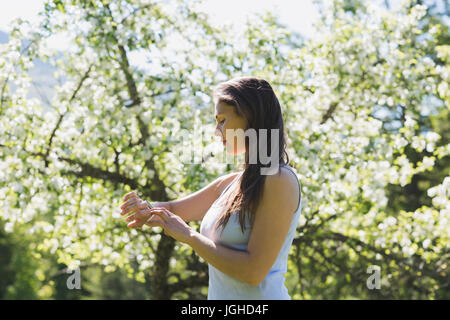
[{"left": 214, "top": 101, "right": 248, "bottom": 155}]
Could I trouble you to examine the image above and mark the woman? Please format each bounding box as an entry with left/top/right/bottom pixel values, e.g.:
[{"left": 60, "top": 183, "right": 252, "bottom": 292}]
[{"left": 120, "top": 77, "right": 302, "bottom": 299}]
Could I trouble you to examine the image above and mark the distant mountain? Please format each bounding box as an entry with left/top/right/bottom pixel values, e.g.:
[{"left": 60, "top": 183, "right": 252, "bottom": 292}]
[
  {"left": 0, "top": 29, "right": 57, "bottom": 111},
  {"left": 0, "top": 30, "right": 8, "bottom": 43}
]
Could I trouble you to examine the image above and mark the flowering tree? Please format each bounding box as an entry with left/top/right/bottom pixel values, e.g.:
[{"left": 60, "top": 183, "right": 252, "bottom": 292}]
[
  {"left": 272, "top": 0, "right": 449, "bottom": 298},
  {"left": 0, "top": 0, "right": 448, "bottom": 299}
]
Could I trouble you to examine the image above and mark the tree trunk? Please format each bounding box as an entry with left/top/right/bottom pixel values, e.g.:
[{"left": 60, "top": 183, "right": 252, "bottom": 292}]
[{"left": 150, "top": 233, "right": 176, "bottom": 299}]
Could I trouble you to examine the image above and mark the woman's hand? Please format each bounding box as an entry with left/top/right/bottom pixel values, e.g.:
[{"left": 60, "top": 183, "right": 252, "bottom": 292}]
[
  {"left": 120, "top": 192, "right": 193, "bottom": 243},
  {"left": 145, "top": 207, "right": 194, "bottom": 244},
  {"left": 120, "top": 192, "right": 155, "bottom": 228}
]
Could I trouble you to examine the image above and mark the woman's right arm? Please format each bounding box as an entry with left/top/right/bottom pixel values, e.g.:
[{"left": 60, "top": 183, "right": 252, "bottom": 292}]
[{"left": 151, "top": 172, "right": 240, "bottom": 223}]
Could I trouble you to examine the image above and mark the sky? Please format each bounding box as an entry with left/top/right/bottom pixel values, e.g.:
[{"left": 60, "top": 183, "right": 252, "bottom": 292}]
[{"left": 0, "top": 0, "right": 320, "bottom": 50}]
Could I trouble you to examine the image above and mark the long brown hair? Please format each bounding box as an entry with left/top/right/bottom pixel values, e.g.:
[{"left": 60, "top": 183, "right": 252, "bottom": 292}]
[{"left": 212, "top": 77, "right": 290, "bottom": 234}]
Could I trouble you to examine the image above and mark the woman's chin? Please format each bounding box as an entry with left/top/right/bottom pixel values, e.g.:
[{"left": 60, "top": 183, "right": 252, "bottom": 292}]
[{"left": 225, "top": 146, "right": 245, "bottom": 156}]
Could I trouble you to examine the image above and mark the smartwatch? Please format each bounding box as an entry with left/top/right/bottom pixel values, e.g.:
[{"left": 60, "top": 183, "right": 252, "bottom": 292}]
[
  {"left": 145, "top": 200, "right": 154, "bottom": 209},
  {"left": 144, "top": 200, "right": 154, "bottom": 224}
]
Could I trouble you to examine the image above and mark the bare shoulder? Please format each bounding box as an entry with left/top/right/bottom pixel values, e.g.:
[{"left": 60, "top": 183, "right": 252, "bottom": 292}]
[
  {"left": 214, "top": 171, "right": 242, "bottom": 197},
  {"left": 262, "top": 166, "right": 300, "bottom": 212},
  {"left": 265, "top": 166, "right": 299, "bottom": 188}
]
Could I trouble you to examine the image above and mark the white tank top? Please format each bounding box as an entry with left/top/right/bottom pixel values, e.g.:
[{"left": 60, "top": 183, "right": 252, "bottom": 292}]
[{"left": 199, "top": 165, "right": 302, "bottom": 300}]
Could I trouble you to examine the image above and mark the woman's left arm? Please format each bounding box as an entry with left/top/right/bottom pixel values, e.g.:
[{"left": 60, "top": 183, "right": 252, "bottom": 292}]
[
  {"left": 187, "top": 231, "right": 255, "bottom": 285},
  {"left": 139, "top": 207, "right": 255, "bottom": 285},
  {"left": 135, "top": 168, "right": 299, "bottom": 287}
]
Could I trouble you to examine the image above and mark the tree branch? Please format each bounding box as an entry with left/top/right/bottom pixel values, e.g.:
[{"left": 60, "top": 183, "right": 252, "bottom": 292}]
[
  {"left": 43, "top": 65, "right": 93, "bottom": 168},
  {"left": 320, "top": 101, "right": 339, "bottom": 124},
  {"left": 167, "top": 271, "right": 209, "bottom": 297},
  {"left": 59, "top": 155, "right": 140, "bottom": 189},
  {"left": 30, "top": 150, "right": 140, "bottom": 190}
]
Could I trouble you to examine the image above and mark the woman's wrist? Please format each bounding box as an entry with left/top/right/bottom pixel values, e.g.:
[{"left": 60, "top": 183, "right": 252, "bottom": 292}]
[
  {"left": 152, "top": 201, "right": 172, "bottom": 211},
  {"left": 144, "top": 201, "right": 171, "bottom": 226}
]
